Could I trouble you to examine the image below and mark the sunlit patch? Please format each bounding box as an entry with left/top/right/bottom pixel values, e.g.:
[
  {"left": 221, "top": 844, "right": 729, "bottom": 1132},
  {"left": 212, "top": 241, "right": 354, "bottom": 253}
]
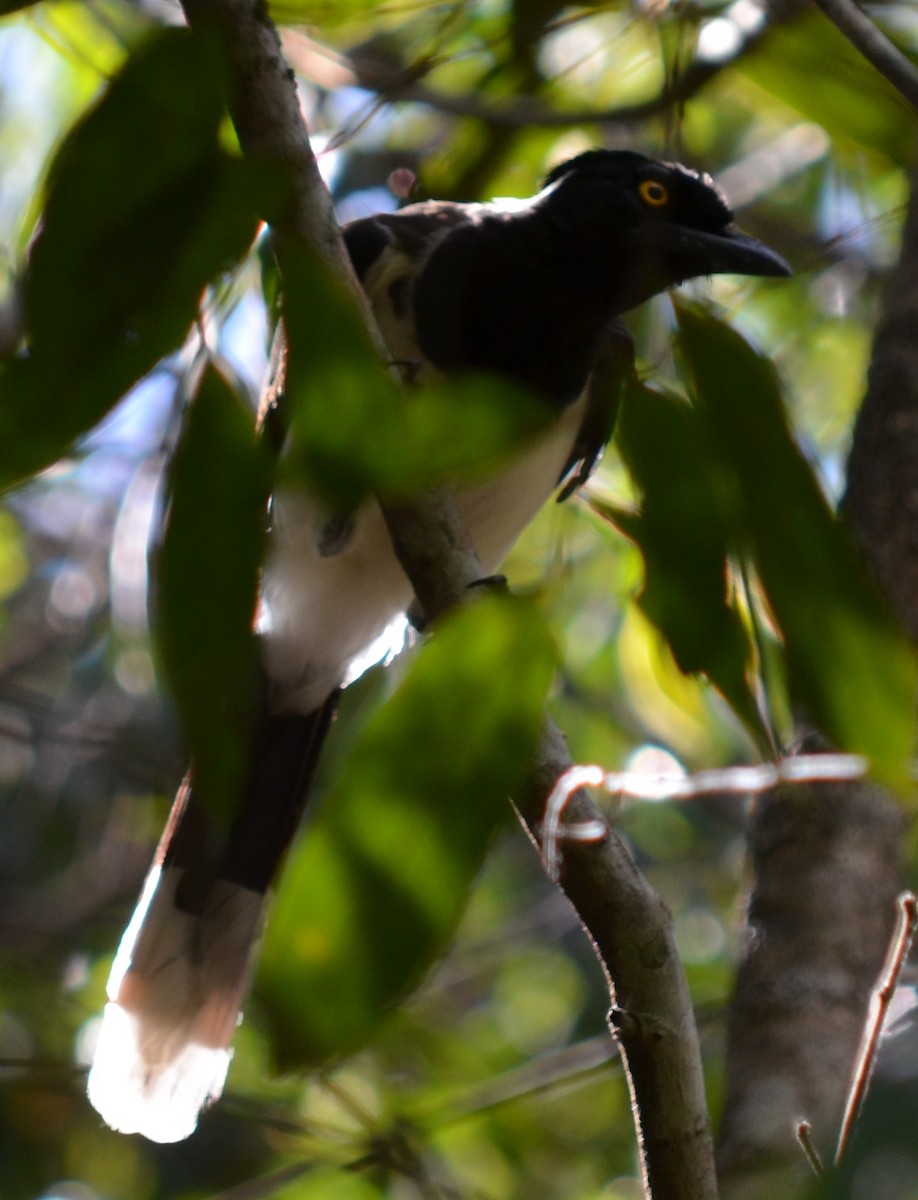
[
  {"left": 342, "top": 612, "right": 411, "bottom": 689},
  {"left": 674, "top": 906, "right": 727, "bottom": 964},
  {"left": 87, "top": 1002, "right": 231, "bottom": 1142},
  {"left": 36, "top": 1184, "right": 100, "bottom": 1200},
  {"left": 697, "top": 17, "right": 743, "bottom": 62},
  {"left": 697, "top": 0, "right": 766, "bottom": 61},
  {"left": 48, "top": 565, "right": 98, "bottom": 622},
  {"left": 113, "top": 646, "right": 156, "bottom": 697},
  {"left": 623, "top": 744, "right": 686, "bottom": 796},
  {"left": 727, "top": 0, "right": 768, "bottom": 34}
]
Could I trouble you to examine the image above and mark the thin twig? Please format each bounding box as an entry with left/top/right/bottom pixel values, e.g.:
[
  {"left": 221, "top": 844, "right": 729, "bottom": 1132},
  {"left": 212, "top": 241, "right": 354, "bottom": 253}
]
[
  {"left": 206, "top": 1161, "right": 318, "bottom": 1200},
  {"left": 812, "top": 0, "right": 918, "bottom": 113},
  {"left": 835, "top": 890, "right": 918, "bottom": 1163},
  {"left": 416, "top": 1035, "right": 618, "bottom": 1131},
  {"left": 796, "top": 1120, "right": 825, "bottom": 1176},
  {"left": 542, "top": 753, "right": 871, "bottom": 881},
  {"left": 288, "top": 35, "right": 754, "bottom": 132}
]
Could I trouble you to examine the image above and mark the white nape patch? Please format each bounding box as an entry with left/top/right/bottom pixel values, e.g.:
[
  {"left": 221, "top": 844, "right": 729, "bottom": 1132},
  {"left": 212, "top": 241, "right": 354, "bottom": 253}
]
[
  {"left": 87, "top": 864, "right": 266, "bottom": 1142},
  {"left": 490, "top": 179, "right": 560, "bottom": 212}
]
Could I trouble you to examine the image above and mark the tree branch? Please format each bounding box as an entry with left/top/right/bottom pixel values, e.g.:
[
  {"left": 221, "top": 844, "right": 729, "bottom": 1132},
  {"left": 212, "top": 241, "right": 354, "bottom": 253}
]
[
  {"left": 845, "top": 154, "right": 918, "bottom": 637},
  {"left": 716, "top": 764, "right": 905, "bottom": 1200},
  {"left": 811, "top": 0, "right": 918, "bottom": 113},
  {"left": 281, "top": 25, "right": 767, "bottom": 134},
  {"left": 179, "top": 2, "right": 718, "bottom": 1197},
  {"left": 717, "top": 148, "right": 918, "bottom": 1200}
]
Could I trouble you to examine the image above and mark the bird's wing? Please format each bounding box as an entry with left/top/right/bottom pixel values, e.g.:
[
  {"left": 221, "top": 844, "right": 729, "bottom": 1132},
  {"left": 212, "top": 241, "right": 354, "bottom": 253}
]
[
  {"left": 557, "top": 323, "right": 635, "bottom": 501},
  {"left": 343, "top": 200, "right": 480, "bottom": 384}
]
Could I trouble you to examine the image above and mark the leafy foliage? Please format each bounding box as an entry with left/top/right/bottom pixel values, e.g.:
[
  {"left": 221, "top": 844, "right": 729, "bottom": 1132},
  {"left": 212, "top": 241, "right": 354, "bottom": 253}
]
[
  {"left": 0, "top": 1, "right": 914, "bottom": 1198},
  {"left": 0, "top": 26, "right": 269, "bottom": 490},
  {"left": 606, "top": 306, "right": 918, "bottom": 784},
  {"left": 156, "top": 364, "right": 272, "bottom": 824},
  {"left": 676, "top": 302, "right": 918, "bottom": 785},
  {"left": 260, "top": 595, "right": 556, "bottom": 1064},
  {"left": 607, "top": 377, "right": 766, "bottom": 748}
]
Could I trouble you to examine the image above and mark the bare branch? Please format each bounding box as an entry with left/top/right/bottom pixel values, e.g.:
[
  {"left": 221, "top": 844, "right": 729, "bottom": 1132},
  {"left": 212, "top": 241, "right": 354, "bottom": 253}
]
[
  {"left": 338, "top": 46, "right": 730, "bottom": 131},
  {"left": 280, "top": 27, "right": 764, "bottom": 134},
  {"left": 795, "top": 1121, "right": 825, "bottom": 1176},
  {"left": 811, "top": 0, "right": 918, "bottom": 113},
  {"left": 518, "top": 725, "right": 718, "bottom": 1200},
  {"left": 835, "top": 890, "right": 918, "bottom": 1163},
  {"left": 845, "top": 156, "right": 918, "bottom": 640},
  {"left": 716, "top": 767, "right": 906, "bottom": 1200},
  {"left": 179, "top": 0, "right": 375, "bottom": 343},
  {"left": 543, "top": 753, "right": 872, "bottom": 880}
]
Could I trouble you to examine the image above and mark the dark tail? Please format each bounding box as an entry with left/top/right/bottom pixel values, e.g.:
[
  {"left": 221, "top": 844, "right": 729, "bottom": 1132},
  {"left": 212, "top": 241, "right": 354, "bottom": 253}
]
[{"left": 87, "top": 697, "right": 337, "bottom": 1142}]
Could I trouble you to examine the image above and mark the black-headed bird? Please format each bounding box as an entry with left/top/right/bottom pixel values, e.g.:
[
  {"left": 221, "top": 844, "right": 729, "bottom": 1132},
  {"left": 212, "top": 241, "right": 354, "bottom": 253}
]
[{"left": 87, "top": 149, "right": 790, "bottom": 1141}]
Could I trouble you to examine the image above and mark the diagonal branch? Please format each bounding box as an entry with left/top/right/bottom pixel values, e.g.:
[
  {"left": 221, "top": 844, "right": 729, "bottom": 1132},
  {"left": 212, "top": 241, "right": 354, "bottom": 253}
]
[
  {"left": 811, "top": 0, "right": 918, "bottom": 112},
  {"left": 281, "top": 25, "right": 767, "bottom": 133},
  {"left": 179, "top": 3, "right": 717, "bottom": 1197}
]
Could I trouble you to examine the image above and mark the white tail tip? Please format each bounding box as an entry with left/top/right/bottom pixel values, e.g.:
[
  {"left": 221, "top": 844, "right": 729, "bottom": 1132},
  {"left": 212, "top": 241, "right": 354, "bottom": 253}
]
[
  {"left": 87, "top": 864, "right": 265, "bottom": 1141},
  {"left": 87, "top": 1002, "right": 231, "bottom": 1142}
]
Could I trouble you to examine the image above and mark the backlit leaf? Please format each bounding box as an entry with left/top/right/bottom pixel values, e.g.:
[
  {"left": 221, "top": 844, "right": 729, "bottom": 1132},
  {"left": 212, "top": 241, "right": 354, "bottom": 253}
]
[
  {"left": 676, "top": 301, "right": 917, "bottom": 786},
  {"left": 259, "top": 595, "right": 556, "bottom": 1065},
  {"left": 156, "top": 364, "right": 272, "bottom": 824},
  {"left": 0, "top": 28, "right": 272, "bottom": 491}
]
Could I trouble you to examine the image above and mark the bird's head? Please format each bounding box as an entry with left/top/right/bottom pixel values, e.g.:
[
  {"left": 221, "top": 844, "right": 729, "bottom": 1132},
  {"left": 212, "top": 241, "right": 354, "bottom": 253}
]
[{"left": 539, "top": 149, "right": 791, "bottom": 311}]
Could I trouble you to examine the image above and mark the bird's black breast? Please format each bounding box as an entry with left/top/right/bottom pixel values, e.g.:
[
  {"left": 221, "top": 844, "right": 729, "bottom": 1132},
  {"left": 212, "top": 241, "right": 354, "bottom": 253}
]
[{"left": 412, "top": 212, "right": 615, "bottom": 407}]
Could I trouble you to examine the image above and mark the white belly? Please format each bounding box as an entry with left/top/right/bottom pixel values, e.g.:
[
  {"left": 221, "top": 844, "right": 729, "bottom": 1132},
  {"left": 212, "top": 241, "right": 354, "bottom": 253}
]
[{"left": 262, "top": 394, "right": 586, "bottom": 712}]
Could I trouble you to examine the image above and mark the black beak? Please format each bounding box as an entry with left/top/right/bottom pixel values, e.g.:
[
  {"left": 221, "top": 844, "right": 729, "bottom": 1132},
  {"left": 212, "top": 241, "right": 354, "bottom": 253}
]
[{"left": 670, "top": 225, "right": 792, "bottom": 279}]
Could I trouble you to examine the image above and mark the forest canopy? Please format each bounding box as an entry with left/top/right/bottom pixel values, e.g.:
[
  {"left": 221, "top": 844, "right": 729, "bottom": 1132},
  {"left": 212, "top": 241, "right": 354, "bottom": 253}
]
[{"left": 0, "top": 1, "right": 916, "bottom": 1199}]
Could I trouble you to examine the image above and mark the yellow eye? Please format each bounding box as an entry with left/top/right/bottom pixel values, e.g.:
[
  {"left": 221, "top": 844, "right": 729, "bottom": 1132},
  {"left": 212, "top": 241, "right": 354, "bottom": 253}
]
[{"left": 639, "top": 179, "right": 669, "bottom": 207}]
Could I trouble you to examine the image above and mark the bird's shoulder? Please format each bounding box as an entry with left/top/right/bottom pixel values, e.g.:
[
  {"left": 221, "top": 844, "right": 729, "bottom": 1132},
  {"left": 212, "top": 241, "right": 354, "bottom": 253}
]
[
  {"left": 343, "top": 201, "right": 489, "bottom": 384},
  {"left": 343, "top": 200, "right": 483, "bottom": 283}
]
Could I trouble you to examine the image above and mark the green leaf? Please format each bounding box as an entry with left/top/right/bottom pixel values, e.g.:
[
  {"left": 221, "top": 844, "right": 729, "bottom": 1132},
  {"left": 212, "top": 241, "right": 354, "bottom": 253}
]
[
  {"left": 258, "top": 595, "right": 556, "bottom": 1066},
  {"left": 0, "top": 27, "right": 271, "bottom": 492},
  {"left": 607, "top": 377, "right": 769, "bottom": 748},
  {"left": 742, "top": 15, "right": 914, "bottom": 166},
  {"left": 676, "top": 301, "right": 918, "bottom": 786},
  {"left": 280, "top": 244, "right": 551, "bottom": 509},
  {"left": 156, "top": 365, "right": 272, "bottom": 824}
]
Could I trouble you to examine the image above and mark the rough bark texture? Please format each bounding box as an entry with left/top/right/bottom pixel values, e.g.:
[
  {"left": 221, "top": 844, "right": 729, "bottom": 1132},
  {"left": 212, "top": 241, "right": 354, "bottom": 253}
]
[
  {"left": 716, "top": 156, "right": 918, "bottom": 1198},
  {"left": 717, "top": 773, "right": 905, "bottom": 1198},
  {"left": 521, "top": 729, "right": 717, "bottom": 1200},
  {"left": 845, "top": 153, "right": 918, "bottom": 640},
  {"left": 182, "top": 0, "right": 353, "bottom": 277}
]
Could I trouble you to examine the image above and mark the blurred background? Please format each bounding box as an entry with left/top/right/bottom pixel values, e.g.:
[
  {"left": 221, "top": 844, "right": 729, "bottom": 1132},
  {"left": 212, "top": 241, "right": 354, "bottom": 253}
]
[{"left": 0, "top": 0, "right": 914, "bottom": 1196}]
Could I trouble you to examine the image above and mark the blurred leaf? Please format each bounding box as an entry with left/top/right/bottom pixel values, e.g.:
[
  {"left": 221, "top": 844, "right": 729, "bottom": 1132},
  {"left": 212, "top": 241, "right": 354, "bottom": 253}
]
[
  {"left": 0, "top": 27, "right": 273, "bottom": 491},
  {"left": 269, "top": 0, "right": 383, "bottom": 27},
  {"left": 604, "top": 377, "right": 769, "bottom": 749},
  {"left": 280, "top": 243, "right": 551, "bottom": 509},
  {"left": 676, "top": 301, "right": 918, "bottom": 786},
  {"left": 742, "top": 15, "right": 914, "bottom": 165},
  {"left": 156, "top": 364, "right": 272, "bottom": 824},
  {"left": 259, "top": 595, "right": 557, "bottom": 1066}
]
